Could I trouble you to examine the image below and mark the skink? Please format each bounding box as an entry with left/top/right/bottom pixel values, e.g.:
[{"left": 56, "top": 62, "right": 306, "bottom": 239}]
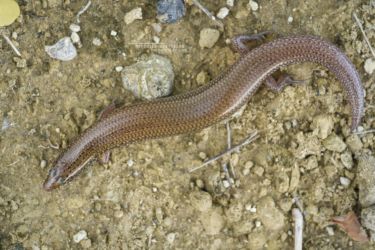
[{"left": 43, "top": 35, "right": 364, "bottom": 191}]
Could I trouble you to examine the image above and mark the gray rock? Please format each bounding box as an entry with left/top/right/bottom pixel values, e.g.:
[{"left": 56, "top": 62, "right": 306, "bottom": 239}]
[
  {"left": 157, "top": 0, "right": 185, "bottom": 23},
  {"left": 322, "top": 134, "right": 346, "bottom": 152},
  {"left": 358, "top": 155, "right": 375, "bottom": 207},
  {"left": 121, "top": 54, "right": 174, "bottom": 99},
  {"left": 257, "top": 196, "right": 285, "bottom": 231},
  {"left": 199, "top": 28, "right": 220, "bottom": 49},
  {"left": 361, "top": 206, "right": 375, "bottom": 231},
  {"left": 45, "top": 37, "right": 77, "bottom": 61}
]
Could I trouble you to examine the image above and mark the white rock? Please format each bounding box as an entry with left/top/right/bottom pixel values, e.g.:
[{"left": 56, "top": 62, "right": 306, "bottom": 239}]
[
  {"left": 166, "top": 233, "right": 176, "bottom": 243},
  {"left": 151, "top": 23, "right": 162, "bottom": 33},
  {"left": 115, "top": 66, "right": 123, "bottom": 72},
  {"left": 223, "top": 180, "right": 230, "bottom": 188},
  {"left": 227, "top": 0, "right": 234, "bottom": 7},
  {"left": 45, "top": 37, "right": 77, "bottom": 61},
  {"left": 153, "top": 36, "right": 160, "bottom": 44},
  {"left": 340, "top": 177, "right": 351, "bottom": 187},
  {"left": 248, "top": 0, "right": 258, "bottom": 11},
  {"left": 124, "top": 7, "right": 143, "bottom": 25},
  {"left": 110, "top": 30, "right": 117, "bottom": 36},
  {"left": 217, "top": 7, "right": 229, "bottom": 19},
  {"left": 199, "top": 28, "right": 220, "bottom": 49},
  {"left": 127, "top": 159, "right": 134, "bottom": 167},
  {"left": 326, "top": 226, "right": 335, "bottom": 236},
  {"left": 364, "top": 58, "right": 375, "bottom": 74},
  {"left": 69, "top": 23, "right": 81, "bottom": 32},
  {"left": 73, "top": 230, "right": 88, "bottom": 243},
  {"left": 92, "top": 37, "right": 102, "bottom": 46},
  {"left": 70, "top": 32, "right": 80, "bottom": 44},
  {"left": 288, "top": 16, "right": 293, "bottom": 23}
]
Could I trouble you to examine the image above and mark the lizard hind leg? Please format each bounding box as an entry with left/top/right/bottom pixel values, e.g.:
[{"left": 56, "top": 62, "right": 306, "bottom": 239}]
[{"left": 231, "top": 31, "right": 271, "bottom": 55}]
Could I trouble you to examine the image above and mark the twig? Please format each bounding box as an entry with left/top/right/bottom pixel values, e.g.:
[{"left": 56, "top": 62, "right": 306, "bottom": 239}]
[
  {"left": 7, "top": 160, "right": 20, "bottom": 167},
  {"left": 353, "top": 13, "right": 375, "bottom": 59},
  {"left": 47, "top": 138, "right": 60, "bottom": 149},
  {"left": 189, "top": 130, "right": 259, "bottom": 172},
  {"left": 353, "top": 129, "right": 375, "bottom": 135},
  {"left": 292, "top": 208, "right": 304, "bottom": 250},
  {"left": 2, "top": 34, "right": 21, "bottom": 57},
  {"left": 191, "top": 0, "right": 224, "bottom": 28},
  {"left": 76, "top": 0, "right": 92, "bottom": 23}
]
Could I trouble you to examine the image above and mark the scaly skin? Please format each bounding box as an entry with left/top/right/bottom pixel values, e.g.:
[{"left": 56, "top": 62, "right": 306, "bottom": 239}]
[{"left": 43, "top": 35, "right": 364, "bottom": 191}]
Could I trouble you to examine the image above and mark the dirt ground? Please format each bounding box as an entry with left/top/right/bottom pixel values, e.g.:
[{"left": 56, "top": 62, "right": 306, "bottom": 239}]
[{"left": 1, "top": 0, "right": 375, "bottom": 249}]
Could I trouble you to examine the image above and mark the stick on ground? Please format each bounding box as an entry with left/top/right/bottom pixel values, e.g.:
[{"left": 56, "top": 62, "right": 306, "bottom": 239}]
[{"left": 292, "top": 208, "right": 304, "bottom": 250}]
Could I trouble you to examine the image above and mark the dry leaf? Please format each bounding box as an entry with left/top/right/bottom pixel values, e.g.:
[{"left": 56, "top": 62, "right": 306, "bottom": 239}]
[
  {"left": 0, "top": 0, "right": 20, "bottom": 27},
  {"left": 332, "top": 211, "right": 369, "bottom": 242}
]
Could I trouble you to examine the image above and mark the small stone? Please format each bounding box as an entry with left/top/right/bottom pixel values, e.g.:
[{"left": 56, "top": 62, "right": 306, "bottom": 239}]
[
  {"left": 196, "top": 71, "right": 207, "bottom": 85},
  {"left": 73, "top": 230, "right": 88, "bottom": 243},
  {"left": 198, "top": 152, "right": 207, "bottom": 160},
  {"left": 69, "top": 23, "right": 81, "bottom": 32},
  {"left": 121, "top": 54, "right": 174, "bottom": 99},
  {"left": 80, "top": 239, "right": 91, "bottom": 249},
  {"left": 190, "top": 190, "right": 212, "bottom": 212},
  {"left": 222, "top": 180, "right": 230, "bottom": 188},
  {"left": 361, "top": 206, "right": 375, "bottom": 231},
  {"left": 151, "top": 23, "right": 162, "bottom": 33},
  {"left": 115, "top": 66, "right": 123, "bottom": 72},
  {"left": 227, "top": 0, "right": 234, "bottom": 7},
  {"left": 364, "top": 58, "right": 375, "bottom": 74},
  {"left": 153, "top": 36, "right": 160, "bottom": 44},
  {"left": 196, "top": 179, "right": 204, "bottom": 188},
  {"left": 257, "top": 196, "right": 285, "bottom": 231},
  {"left": 124, "top": 7, "right": 143, "bottom": 25},
  {"left": 156, "top": 0, "right": 186, "bottom": 23},
  {"left": 127, "top": 159, "right": 134, "bottom": 167},
  {"left": 40, "top": 160, "right": 47, "bottom": 169},
  {"left": 340, "top": 151, "right": 353, "bottom": 169},
  {"left": 45, "top": 37, "right": 77, "bottom": 61},
  {"left": 323, "top": 134, "right": 346, "bottom": 152},
  {"left": 114, "top": 210, "right": 124, "bottom": 218},
  {"left": 13, "top": 57, "right": 26, "bottom": 68},
  {"left": 255, "top": 220, "right": 262, "bottom": 227},
  {"left": 288, "top": 16, "right": 293, "bottom": 23},
  {"left": 92, "top": 37, "right": 102, "bottom": 46},
  {"left": 70, "top": 32, "right": 80, "bottom": 44},
  {"left": 326, "top": 226, "right": 335, "bottom": 236},
  {"left": 200, "top": 207, "right": 225, "bottom": 235},
  {"left": 217, "top": 7, "right": 229, "bottom": 19},
  {"left": 166, "top": 233, "right": 176, "bottom": 243},
  {"left": 245, "top": 204, "right": 256, "bottom": 213},
  {"left": 248, "top": 0, "right": 258, "bottom": 11},
  {"left": 253, "top": 166, "right": 264, "bottom": 176},
  {"left": 340, "top": 177, "right": 351, "bottom": 187},
  {"left": 312, "top": 114, "right": 334, "bottom": 139},
  {"left": 199, "top": 28, "right": 220, "bottom": 49},
  {"left": 110, "top": 30, "right": 117, "bottom": 36},
  {"left": 345, "top": 134, "right": 363, "bottom": 153}
]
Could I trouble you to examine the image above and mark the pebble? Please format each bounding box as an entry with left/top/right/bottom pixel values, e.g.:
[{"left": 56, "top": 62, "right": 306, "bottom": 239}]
[
  {"left": 339, "top": 177, "right": 351, "bottom": 187},
  {"left": 198, "top": 151, "right": 207, "bottom": 160},
  {"left": 312, "top": 114, "right": 334, "bottom": 139},
  {"left": 248, "top": 0, "right": 259, "bottom": 11},
  {"left": 45, "top": 37, "right": 77, "bottom": 61},
  {"left": 127, "top": 159, "right": 134, "bottom": 167},
  {"left": 196, "top": 71, "right": 207, "bottom": 85},
  {"left": 114, "top": 210, "right": 124, "bottom": 218},
  {"left": 166, "top": 232, "right": 176, "bottom": 243},
  {"left": 190, "top": 190, "right": 212, "bottom": 212},
  {"left": 199, "top": 28, "right": 220, "bottom": 49},
  {"left": 153, "top": 36, "right": 160, "bottom": 44},
  {"left": 157, "top": 0, "right": 185, "bottom": 23},
  {"left": 253, "top": 166, "right": 264, "bottom": 176},
  {"left": 151, "top": 23, "right": 162, "bottom": 33},
  {"left": 217, "top": 7, "right": 229, "bottom": 19},
  {"left": 92, "top": 37, "right": 102, "bottom": 46},
  {"left": 322, "top": 134, "right": 346, "bottom": 152},
  {"left": 364, "top": 58, "right": 375, "bottom": 74},
  {"left": 110, "top": 30, "right": 117, "bottom": 36},
  {"left": 40, "top": 160, "right": 47, "bottom": 169},
  {"left": 326, "top": 226, "right": 335, "bottom": 236},
  {"left": 227, "top": 0, "right": 234, "bottom": 7},
  {"left": 200, "top": 207, "right": 225, "bottom": 235},
  {"left": 80, "top": 239, "right": 92, "bottom": 249},
  {"left": 70, "top": 32, "right": 81, "bottom": 46},
  {"left": 245, "top": 204, "right": 256, "bottom": 213},
  {"left": 358, "top": 155, "right": 375, "bottom": 207},
  {"left": 13, "top": 57, "right": 26, "bottom": 68},
  {"left": 288, "top": 16, "right": 293, "bottom": 23},
  {"left": 69, "top": 23, "right": 81, "bottom": 32},
  {"left": 345, "top": 134, "right": 363, "bottom": 153},
  {"left": 255, "top": 220, "right": 262, "bottom": 227},
  {"left": 222, "top": 180, "right": 230, "bottom": 188},
  {"left": 124, "top": 7, "right": 143, "bottom": 25},
  {"left": 257, "top": 196, "right": 285, "bottom": 231},
  {"left": 73, "top": 230, "right": 88, "bottom": 243},
  {"left": 115, "top": 66, "right": 123, "bottom": 72},
  {"left": 121, "top": 54, "right": 174, "bottom": 99},
  {"left": 340, "top": 151, "right": 353, "bottom": 169},
  {"left": 196, "top": 179, "right": 204, "bottom": 188}
]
